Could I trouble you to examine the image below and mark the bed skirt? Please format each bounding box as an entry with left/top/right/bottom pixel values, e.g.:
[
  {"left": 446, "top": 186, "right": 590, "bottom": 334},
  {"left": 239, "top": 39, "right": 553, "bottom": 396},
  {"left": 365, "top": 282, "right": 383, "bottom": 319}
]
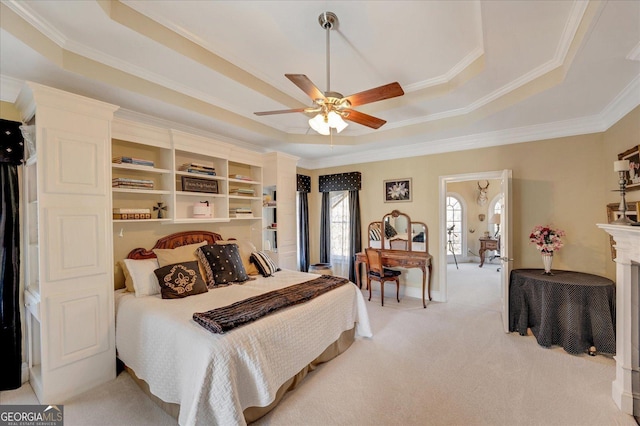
[{"left": 124, "top": 325, "right": 356, "bottom": 424}]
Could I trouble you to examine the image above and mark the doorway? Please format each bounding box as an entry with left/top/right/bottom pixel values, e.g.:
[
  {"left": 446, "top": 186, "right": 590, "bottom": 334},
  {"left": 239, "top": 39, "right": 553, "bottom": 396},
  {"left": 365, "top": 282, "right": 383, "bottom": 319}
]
[{"left": 439, "top": 170, "right": 512, "bottom": 332}]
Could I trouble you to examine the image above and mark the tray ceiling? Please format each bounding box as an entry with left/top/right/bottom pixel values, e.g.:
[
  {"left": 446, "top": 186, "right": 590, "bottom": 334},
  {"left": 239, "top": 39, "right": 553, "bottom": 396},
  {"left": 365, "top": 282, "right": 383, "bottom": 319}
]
[{"left": 0, "top": 0, "right": 638, "bottom": 168}]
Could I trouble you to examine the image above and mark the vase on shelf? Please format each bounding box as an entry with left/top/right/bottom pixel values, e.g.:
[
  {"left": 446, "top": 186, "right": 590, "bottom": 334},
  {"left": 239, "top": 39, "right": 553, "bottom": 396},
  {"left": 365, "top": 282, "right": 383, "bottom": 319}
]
[{"left": 541, "top": 251, "right": 553, "bottom": 275}]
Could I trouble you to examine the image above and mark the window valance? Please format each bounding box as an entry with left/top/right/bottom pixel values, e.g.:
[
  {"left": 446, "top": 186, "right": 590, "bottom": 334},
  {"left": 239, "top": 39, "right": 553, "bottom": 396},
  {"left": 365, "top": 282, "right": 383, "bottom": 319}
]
[
  {"left": 318, "top": 172, "right": 361, "bottom": 192},
  {"left": 297, "top": 174, "right": 311, "bottom": 193}
]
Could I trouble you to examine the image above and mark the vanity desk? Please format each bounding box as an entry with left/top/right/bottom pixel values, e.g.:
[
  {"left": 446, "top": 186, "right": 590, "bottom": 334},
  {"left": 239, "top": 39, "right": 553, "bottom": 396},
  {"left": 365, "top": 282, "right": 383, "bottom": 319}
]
[
  {"left": 355, "top": 210, "right": 433, "bottom": 308},
  {"left": 479, "top": 237, "right": 499, "bottom": 267}
]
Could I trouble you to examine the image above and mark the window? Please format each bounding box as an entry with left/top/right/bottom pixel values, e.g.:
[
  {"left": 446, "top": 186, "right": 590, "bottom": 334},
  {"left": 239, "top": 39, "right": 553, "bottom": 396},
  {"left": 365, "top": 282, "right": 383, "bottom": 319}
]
[
  {"left": 488, "top": 194, "right": 503, "bottom": 237},
  {"left": 330, "top": 191, "right": 350, "bottom": 278},
  {"left": 445, "top": 194, "right": 463, "bottom": 256}
]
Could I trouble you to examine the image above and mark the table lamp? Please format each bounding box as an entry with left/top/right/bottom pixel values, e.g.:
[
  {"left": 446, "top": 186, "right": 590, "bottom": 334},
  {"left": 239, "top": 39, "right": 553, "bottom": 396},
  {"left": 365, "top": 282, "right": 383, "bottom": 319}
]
[
  {"left": 612, "top": 160, "right": 634, "bottom": 225},
  {"left": 489, "top": 213, "right": 501, "bottom": 238}
]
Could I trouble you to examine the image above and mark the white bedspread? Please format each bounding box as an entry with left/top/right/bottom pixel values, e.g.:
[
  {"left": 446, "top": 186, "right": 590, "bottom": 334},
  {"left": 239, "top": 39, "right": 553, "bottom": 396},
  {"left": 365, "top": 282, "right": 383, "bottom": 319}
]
[{"left": 115, "top": 270, "right": 371, "bottom": 426}]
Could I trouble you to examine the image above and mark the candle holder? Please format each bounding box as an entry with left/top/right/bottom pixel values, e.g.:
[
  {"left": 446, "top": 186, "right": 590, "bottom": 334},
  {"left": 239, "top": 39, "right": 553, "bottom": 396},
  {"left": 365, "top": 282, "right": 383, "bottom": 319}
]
[{"left": 612, "top": 160, "right": 634, "bottom": 225}]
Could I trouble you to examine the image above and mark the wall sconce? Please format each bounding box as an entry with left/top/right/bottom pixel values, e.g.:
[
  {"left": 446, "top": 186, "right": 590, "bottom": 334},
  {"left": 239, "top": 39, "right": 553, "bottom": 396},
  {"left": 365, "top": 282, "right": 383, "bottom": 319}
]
[{"left": 478, "top": 214, "right": 485, "bottom": 222}]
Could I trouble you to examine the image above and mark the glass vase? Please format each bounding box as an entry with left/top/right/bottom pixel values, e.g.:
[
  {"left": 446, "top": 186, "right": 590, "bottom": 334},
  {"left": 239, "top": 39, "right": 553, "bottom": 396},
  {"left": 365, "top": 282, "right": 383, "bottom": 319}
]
[{"left": 541, "top": 251, "right": 553, "bottom": 275}]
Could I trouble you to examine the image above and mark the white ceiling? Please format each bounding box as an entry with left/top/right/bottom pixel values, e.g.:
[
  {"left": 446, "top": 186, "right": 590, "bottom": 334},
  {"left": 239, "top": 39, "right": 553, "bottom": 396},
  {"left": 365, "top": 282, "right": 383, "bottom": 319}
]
[{"left": 1, "top": 0, "right": 638, "bottom": 169}]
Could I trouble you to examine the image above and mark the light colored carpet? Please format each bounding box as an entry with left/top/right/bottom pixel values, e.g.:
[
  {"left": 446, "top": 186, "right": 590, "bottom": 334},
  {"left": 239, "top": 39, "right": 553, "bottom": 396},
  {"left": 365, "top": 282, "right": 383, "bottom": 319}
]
[{"left": 1, "top": 263, "right": 635, "bottom": 425}]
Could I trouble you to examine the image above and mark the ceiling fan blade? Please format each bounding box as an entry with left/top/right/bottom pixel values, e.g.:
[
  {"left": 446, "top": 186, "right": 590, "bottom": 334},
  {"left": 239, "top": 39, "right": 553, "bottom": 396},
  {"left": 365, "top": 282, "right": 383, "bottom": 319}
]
[
  {"left": 254, "top": 107, "right": 308, "bottom": 116},
  {"left": 285, "top": 74, "right": 327, "bottom": 101},
  {"left": 344, "top": 82, "right": 404, "bottom": 107},
  {"left": 343, "top": 109, "right": 387, "bottom": 129}
]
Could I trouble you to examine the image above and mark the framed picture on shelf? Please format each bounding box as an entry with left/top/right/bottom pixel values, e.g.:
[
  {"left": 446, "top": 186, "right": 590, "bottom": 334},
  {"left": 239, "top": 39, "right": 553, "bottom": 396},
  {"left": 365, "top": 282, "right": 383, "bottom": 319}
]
[
  {"left": 384, "top": 178, "right": 412, "bottom": 202},
  {"left": 181, "top": 176, "right": 218, "bottom": 193},
  {"left": 618, "top": 145, "right": 640, "bottom": 191}
]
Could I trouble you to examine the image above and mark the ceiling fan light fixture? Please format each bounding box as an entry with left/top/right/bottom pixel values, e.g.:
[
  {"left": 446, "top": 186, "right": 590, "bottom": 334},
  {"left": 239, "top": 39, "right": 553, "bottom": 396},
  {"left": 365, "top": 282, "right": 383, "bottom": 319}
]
[
  {"left": 309, "top": 111, "right": 348, "bottom": 135},
  {"left": 327, "top": 111, "right": 348, "bottom": 132},
  {"left": 309, "top": 114, "right": 330, "bottom": 135}
]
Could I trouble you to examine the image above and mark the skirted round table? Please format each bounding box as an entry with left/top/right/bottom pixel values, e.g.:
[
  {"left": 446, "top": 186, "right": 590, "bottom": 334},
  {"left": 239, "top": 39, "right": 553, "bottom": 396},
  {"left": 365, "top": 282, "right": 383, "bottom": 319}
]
[{"left": 509, "top": 269, "right": 616, "bottom": 355}]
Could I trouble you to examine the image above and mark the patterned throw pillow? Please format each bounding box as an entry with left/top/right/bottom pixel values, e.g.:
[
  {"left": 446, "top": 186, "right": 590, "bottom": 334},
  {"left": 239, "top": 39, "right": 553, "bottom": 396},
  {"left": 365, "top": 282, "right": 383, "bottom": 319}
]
[
  {"left": 153, "top": 261, "right": 208, "bottom": 299},
  {"left": 385, "top": 222, "right": 398, "bottom": 238},
  {"left": 196, "top": 244, "right": 250, "bottom": 287},
  {"left": 250, "top": 251, "right": 280, "bottom": 277},
  {"left": 369, "top": 223, "right": 382, "bottom": 241}
]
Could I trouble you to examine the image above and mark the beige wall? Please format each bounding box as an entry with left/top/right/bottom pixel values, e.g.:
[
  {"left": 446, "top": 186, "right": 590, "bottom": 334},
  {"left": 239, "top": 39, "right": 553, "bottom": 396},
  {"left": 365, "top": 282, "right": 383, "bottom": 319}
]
[
  {"left": 1, "top": 100, "right": 21, "bottom": 122},
  {"left": 303, "top": 106, "right": 640, "bottom": 294}
]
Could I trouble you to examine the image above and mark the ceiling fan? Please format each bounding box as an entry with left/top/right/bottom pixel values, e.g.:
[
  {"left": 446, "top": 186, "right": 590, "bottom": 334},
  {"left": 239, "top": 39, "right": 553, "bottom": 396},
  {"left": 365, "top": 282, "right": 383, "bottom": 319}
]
[{"left": 254, "top": 11, "right": 404, "bottom": 135}]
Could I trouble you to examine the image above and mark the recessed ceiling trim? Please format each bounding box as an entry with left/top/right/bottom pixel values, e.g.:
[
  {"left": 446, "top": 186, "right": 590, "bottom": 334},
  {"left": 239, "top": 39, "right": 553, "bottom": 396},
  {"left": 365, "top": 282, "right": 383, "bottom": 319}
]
[
  {"left": 3, "top": 0, "right": 67, "bottom": 47},
  {"left": 404, "top": 47, "right": 485, "bottom": 92},
  {"left": 627, "top": 41, "right": 640, "bottom": 61},
  {"left": 100, "top": 0, "right": 305, "bottom": 110}
]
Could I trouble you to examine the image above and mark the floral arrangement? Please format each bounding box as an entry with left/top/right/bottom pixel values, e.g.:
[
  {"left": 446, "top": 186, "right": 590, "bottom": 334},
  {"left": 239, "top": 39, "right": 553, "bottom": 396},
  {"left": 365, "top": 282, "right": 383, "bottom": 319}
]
[{"left": 529, "top": 225, "right": 565, "bottom": 253}]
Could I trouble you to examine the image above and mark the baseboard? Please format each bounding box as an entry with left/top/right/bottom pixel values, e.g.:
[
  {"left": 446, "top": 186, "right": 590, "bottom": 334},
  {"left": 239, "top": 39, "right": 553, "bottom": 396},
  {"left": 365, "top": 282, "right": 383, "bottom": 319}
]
[{"left": 21, "top": 362, "right": 28, "bottom": 384}]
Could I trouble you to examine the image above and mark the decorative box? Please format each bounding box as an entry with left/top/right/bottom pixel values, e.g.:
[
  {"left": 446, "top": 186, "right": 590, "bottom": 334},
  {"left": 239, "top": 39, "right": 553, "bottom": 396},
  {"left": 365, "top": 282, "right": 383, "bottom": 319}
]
[{"left": 193, "top": 201, "right": 212, "bottom": 218}]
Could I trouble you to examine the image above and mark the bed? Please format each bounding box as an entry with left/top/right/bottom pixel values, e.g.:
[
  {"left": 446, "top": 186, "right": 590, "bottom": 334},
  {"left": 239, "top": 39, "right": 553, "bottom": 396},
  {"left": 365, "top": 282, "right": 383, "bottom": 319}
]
[{"left": 115, "top": 231, "right": 372, "bottom": 426}]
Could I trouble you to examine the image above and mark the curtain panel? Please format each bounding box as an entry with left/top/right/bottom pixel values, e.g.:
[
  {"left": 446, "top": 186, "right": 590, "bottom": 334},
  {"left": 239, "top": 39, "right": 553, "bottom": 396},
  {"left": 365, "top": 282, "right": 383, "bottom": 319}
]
[
  {"left": 1, "top": 119, "right": 24, "bottom": 390},
  {"left": 348, "top": 190, "right": 362, "bottom": 283},
  {"left": 297, "top": 175, "right": 310, "bottom": 272},
  {"left": 318, "top": 172, "right": 361, "bottom": 280},
  {"left": 320, "top": 192, "right": 331, "bottom": 263}
]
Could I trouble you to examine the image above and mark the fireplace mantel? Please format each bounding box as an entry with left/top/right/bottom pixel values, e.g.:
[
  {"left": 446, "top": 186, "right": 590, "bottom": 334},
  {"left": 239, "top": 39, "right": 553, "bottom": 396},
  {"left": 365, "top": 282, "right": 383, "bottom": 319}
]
[{"left": 597, "top": 224, "right": 640, "bottom": 417}]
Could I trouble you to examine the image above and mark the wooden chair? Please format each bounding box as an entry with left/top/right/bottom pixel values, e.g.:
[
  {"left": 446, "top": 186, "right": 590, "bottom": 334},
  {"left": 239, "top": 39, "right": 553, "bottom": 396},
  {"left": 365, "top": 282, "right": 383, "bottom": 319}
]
[
  {"left": 365, "top": 248, "right": 401, "bottom": 306},
  {"left": 389, "top": 238, "right": 408, "bottom": 250}
]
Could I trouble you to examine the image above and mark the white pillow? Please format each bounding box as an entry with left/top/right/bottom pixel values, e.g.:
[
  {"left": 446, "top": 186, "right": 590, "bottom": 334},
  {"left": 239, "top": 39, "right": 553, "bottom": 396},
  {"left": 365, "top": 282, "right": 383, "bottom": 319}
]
[{"left": 122, "top": 258, "right": 160, "bottom": 297}]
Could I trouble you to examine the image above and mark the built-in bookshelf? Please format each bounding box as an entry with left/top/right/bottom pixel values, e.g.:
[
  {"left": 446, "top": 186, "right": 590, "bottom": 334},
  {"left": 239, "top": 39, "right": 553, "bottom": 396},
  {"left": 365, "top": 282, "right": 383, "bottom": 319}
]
[
  {"left": 111, "top": 139, "right": 172, "bottom": 223},
  {"left": 111, "top": 141, "right": 263, "bottom": 224},
  {"left": 17, "top": 82, "right": 118, "bottom": 404}
]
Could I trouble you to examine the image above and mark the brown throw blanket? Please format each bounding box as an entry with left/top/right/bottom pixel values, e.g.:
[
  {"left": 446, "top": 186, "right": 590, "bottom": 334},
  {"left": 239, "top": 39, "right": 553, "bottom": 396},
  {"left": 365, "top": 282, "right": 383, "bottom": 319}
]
[{"left": 193, "top": 275, "right": 349, "bottom": 334}]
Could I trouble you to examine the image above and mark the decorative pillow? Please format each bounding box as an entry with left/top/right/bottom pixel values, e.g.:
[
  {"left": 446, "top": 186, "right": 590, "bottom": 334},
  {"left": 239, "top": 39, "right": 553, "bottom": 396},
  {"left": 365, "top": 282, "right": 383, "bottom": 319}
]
[
  {"left": 154, "top": 261, "right": 208, "bottom": 299},
  {"left": 250, "top": 251, "right": 280, "bottom": 277},
  {"left": 196, "top": 244, "right": 250, "bottom": 287},
  {"left": 121, "top": 258, "right": 161, "bottom": 297},
  {"left": 385, "top": 222, "right": 398, "bottom": 238},
  {"left": 413, "top": 232, "right": 425, "bottom": 243},
  {"left": 369, "top": 224, "right": 382, "bottom": 241},
  {"left": 216, "top": 240, "right": 259, "bottom": 276},
  {"left": 153, "top": 241, "right": 208, "bottom": 267}
]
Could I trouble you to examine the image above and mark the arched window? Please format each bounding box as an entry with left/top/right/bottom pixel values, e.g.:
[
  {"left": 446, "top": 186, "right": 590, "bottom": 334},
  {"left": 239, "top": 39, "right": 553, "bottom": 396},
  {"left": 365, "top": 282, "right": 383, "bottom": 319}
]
[
  {"left": 445, "top": 193, "right": 465, "bottom": 256},
  {"left": 488, "top": 193, "right": 503, "bottom": 237}
]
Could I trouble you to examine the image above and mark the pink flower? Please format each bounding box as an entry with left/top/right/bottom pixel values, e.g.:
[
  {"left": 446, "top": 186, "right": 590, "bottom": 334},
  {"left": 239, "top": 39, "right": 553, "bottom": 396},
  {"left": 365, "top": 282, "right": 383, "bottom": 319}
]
[{"left": 529, "top": 225, "right": 565, "bottom": 252}]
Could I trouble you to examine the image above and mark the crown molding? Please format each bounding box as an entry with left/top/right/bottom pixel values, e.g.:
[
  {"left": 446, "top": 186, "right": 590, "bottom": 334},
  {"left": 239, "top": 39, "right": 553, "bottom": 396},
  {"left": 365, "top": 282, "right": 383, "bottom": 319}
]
[
  {"left": 3, "top": 0, "right": 67, "bottom": 47},
  {"left": 626, "top": 41, "right": 640, "bottom": 61},
  {"left": 0, "top": 75, "right": 24, "bottom": 102},
  {"left": 299, "top": 94, "right": 639, "bottom": 170},
  {"left": 114, "top": 108, "right": 268, "bottom": 153}
]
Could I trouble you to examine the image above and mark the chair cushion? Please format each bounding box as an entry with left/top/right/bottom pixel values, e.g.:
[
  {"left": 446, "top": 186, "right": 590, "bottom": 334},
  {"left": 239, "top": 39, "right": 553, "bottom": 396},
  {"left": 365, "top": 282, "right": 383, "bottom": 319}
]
[{"left": 369, "top": 268, "right": 402, "bottom": 278}]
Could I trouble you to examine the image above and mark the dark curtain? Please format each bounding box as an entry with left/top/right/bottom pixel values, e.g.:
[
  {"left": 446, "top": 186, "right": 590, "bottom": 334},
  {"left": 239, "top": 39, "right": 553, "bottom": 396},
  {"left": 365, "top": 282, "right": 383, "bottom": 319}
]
[
  {"left": 297, "top": 191, "right": 309, "bottom": 272},
  {"left": 320, "top": 192, "right": 331, "bottom": 263},
  {"left": 348, "top": 190, "right": 361, "bottom": 283},
  {"left": 1, "top": 119, "right": 23, "bottom": 390}
]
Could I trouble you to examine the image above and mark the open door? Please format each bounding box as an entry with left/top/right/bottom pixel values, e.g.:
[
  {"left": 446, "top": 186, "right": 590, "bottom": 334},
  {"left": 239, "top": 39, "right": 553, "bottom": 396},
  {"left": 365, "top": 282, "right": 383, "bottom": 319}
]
[{"left": 500, "top": 169, "right": 513, "bottom": 333}]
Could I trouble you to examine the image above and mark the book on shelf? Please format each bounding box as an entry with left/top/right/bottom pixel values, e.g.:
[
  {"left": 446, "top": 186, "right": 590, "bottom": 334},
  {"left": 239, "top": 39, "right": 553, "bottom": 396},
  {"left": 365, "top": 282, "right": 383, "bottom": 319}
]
[
  {"left": 182, "top": 168, "right": 216, "bottom": 176},
  {"left": 112, "top": 156, "right": 155, "bottom": 167},
  {"left": 113, "top": 208, "right": 151, "bottom": 214},
  {"left": 179, "top": 162, "right": 215, "bottom": 171},
  {"left": 113, "top": 213, "right": 152, "bottom": 220},
  {"left": 112, "top": 177, "right": 154, "bottom": 185},
  {"left": 229, "top": 208, "right": 253, "bottom": 218},
  {"left": 229, "top": 188, "right": 255, "bottom": 196},
  {"left": 112, "top": 183, "right": 154, "bottom": 189},
  {"left": 229, "top": 174, "right": 254, "bottom": 181}
]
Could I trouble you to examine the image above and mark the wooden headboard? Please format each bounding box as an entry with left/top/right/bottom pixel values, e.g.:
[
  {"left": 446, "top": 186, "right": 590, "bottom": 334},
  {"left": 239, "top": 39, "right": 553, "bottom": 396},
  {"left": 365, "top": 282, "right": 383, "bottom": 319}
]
[{"left": 126, "top": 231, "right": 223, "bottom": 259}]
